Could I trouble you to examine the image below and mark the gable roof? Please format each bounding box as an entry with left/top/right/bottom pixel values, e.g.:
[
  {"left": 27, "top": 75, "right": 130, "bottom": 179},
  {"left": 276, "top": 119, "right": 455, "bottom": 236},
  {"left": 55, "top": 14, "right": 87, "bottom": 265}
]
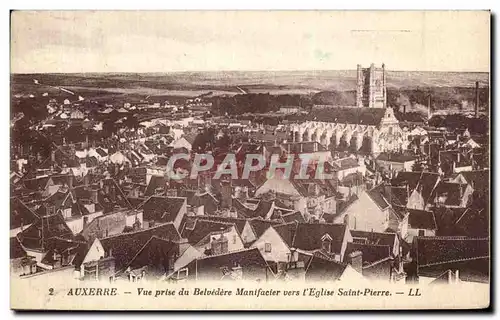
[
  {"left": 273, "top": 222, "right": 299, "bottom": 247},
  {"left": 10, "top": 236, "right": 27, "bottom": 259},
  {"left": 248, "top": 218, "right": 281, "bottom": 238},
  {"left": 125, "top": 236, "right": 179, "bottom": 275},
  {"left": 189, "top": 216, "right": 248, "bottom": 235},
  {"left": 392, "top": 171, "right": 440, "bottom": 203},
  {"left": 415, "top": 236, "right": 489, "bottom": 268},
  {"left": 186, "top": 247, "right": 269, "bottom": 275},
  {"left": 345, "top": 243, "right": 391, "bottom": 264},
  {"left": 17, "top": 213, "right": 74, "bottom": 251},
  {"left": 137, "top": 196, "right": 186, "bottom": 223},
  {"left": 181, "top": 217, "right": 235, "bottom": 246},
  {"left": 304, "top": 252, "right": 348, "bottom": 281},
  {"left": 350, "top": 230, "right": 397, "bottom": 248},
  {"left": 308, "top": 107, "right": 388, "bottom": 126},
  {"left": 10, "top": 197, "right": 39, "bottom": 230},
  {"left": 292, "top": 223, "right": 347, "bottom": 254},
  {"left": 98, "top": 223, "right": 181, "bottom": 271},
  {"left": 407, "top": 208, "right": 438, "bottom": 231}
]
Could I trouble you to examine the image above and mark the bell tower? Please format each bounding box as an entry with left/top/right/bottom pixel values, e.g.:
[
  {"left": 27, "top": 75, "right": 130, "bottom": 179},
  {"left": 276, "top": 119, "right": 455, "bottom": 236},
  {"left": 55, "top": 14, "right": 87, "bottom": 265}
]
[{"left": 356, "top": 63, "right": 387, "bottom": 108}]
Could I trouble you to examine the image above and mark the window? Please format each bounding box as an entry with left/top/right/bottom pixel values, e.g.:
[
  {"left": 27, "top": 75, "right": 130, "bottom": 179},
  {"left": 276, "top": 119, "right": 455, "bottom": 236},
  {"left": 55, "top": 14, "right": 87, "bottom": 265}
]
[
  {"left": 177, "top": 268, "right": 188, "bottom": 280},
  {"left": 233, "top": 235, "right": 237, "bottom": 244},
  {"left": 418, "top": 229, "right": 425, "bottom": 236},
  {"left": 47, "top": 206, "right": 55, "bottom": 215},
  {"left": 322, "top": 240, "right": 332, "bottom": 253},
  {"left": 265, "top": 243, "right": 272, "bottom": 253}
]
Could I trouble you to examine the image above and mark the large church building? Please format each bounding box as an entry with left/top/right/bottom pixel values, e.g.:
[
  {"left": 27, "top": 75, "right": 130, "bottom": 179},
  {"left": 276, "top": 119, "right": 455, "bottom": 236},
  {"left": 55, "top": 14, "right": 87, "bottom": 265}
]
[{"left": 290, "top": 63, "right": 408, "bottom": 155}]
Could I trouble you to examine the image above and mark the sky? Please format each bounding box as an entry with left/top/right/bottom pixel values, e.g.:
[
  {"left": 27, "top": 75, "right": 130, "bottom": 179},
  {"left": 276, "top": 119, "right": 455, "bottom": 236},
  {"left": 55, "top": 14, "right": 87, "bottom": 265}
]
[{"left": 10, "top": 11, "right": 490, "bottom": 73}]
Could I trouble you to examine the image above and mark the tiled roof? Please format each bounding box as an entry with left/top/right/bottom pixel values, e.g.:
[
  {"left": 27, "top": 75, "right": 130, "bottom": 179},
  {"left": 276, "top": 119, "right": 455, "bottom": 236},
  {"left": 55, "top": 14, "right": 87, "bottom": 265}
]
[
  {"left": 248, "top": 218, "right": 281, "bottom": 238},
  {"left": 181, "top": 217, "right": 234, "bottom": 246},
  {"left": 281, "top": 211, "right": 306, "bottom": 223},
  {"left": 292, "top": 223, "right": 347, "bottom": 253},
  {"left": 18, "top": 213, "right": 74, "bottom": 251},
  {"left": 191, "top": 216, "right": 248, "bottom": 235},
  {"left": 10, "top": 197, "right": 39, "bottom": 230},
  {"left": 392, "top": 171, "right": 440, "bottom": 203},
  {"left": 273, "top": 222, "right": 298, "bottom": 247},
  {"left": 99, "top": 223, "right": 181, "bottom": 271},
  {"left": 308, "top": 107, "right": 387, "bottom": 126},
  {"left": 186, "top": 247, "right": 269, "bottom": 274},
  {"left": 10, "top": 236, "right": 26, "bottom": 259},
  {"left": 345, "top": 243, "right": 391, "bottom": 264},
  {"left": 376, "top": 152, "right": 417, "bottom": 162},
  {"left": 137, "top": 196, "right": 186, "bottom": 223},
  {"left": 125, "top": 236, "right": 178, "bottom": 274},
  {"left": 350, "top": 230, "right": 397, "bottom": 248},
  {"left": 305, "top": 252, "right": 348, "bottom": 282},
  {"left": 407, "top": 208, "right": 438, "bottom": 230},
  {"left": 415, "top": 236, "right": 489, "bottom": 267}
]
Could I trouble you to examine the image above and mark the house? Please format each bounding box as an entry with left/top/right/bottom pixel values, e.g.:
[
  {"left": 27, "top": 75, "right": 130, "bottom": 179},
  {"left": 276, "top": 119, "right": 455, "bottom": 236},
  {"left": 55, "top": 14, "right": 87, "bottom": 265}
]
[
  {"left": 109, "top": 151, "right": 132, "bottom": 165},
  {"left": 404, "top": 208, "right": 438, "bottom": 241},
  {"left": 184, "top": 215, "right": 256, "bottom": 246},
  {"left": 349, "top": 230, "right": 401, "bottom": 258},
  {"left": 120, "top": 236, "right": 181, "bottom": 282},
  {"left": 95, "top": 178, "right": 133, "bottom": 213},
  {"left": 410, "top": 236, "right": 489, "bottom": 285},
  {"left": 450, "top": 170, "right": 489, "bottom": 200},
  {"left": 434, "top": 181, "right": 473, "bottom": 208},
  {"left": 332, "top": 156, "right": 367, "bottom": 184},
  {"left": 16, "top": 213, "right": 75, "bottom": 265},
  {"left": 334, "top": 183, "right": 409, "bottom": 239},
  {"left": 169, "top": 134, "right": 196, "bottom": 151},
  {"left": 439, "top": 150, "right": 473, "bottom": 174},
  {"left": 78, "top": 222, "right": 181, "bottom": 280},
  {"left": 345, "top": 230, "right": 405, "bottom": 282},
  {"left": 36, "top": 187, "right": 104, "bottom": 234},
  {"left": 375, "top": 152, "right": 417, "bottom": 173},
  {"left": 187, "top": 191, "right": 220, "bottom": 216},
  {"left": 254, "top": 177, "right": 337, "bottom": 221},
  {"left": 279, "top": 106, "right": 300, "bottom": 114},
  {"left": 10, "top": 197, "right": 39, "bottom": 237},
  {"left": 392, "top": 171, "right": 441, "bottom": 210},
  {"left": 304, "top": 252, "right": 365, "bottom": 283},
  {"left": 10, "top": 237, "right": 36, "bottom": 276},
  {"left": 180, "top": 217, "right": 245, "bottom": 255},
  {"left": 281, "top": 141, "right": 332, "bottom": 163},
  {"left": 137, "top": 196, "right": 187, "bottom": 231},
  {"left": 80, "top": 209, "right": 143, "bottom": 243},
  {"left": 252, "top": 222, "right": 352, "bottom": 264},
  {"left": 170, "top": 247, "right": 273, "bottom": 282}
]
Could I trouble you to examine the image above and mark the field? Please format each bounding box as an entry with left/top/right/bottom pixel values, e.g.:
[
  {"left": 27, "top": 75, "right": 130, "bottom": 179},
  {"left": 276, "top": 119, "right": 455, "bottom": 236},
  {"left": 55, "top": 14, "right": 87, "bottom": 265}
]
[{"left": 11, "top": 70, "right": 490, "bottom": 116}]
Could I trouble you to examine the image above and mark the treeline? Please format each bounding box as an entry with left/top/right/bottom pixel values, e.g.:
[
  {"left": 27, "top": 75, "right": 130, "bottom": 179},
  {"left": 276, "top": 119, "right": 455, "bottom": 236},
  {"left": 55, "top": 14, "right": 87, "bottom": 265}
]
[{"left": 210, "top": 94, "right": 313, "bottom": 115}]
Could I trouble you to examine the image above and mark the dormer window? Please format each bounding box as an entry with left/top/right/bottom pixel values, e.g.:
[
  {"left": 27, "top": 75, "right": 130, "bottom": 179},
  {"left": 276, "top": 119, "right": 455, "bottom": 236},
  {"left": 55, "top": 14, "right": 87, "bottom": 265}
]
[
  {"left": 47, "top": 205, "right": 55, "bottom": 215},
  {"left": 321, "top": 234, "right": 333, "bottom": 253}
]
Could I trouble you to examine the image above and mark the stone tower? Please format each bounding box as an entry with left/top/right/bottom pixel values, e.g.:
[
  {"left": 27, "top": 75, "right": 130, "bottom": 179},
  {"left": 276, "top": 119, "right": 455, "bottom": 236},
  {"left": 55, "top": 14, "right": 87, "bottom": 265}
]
[{"left": 356, "top": 63, "right": 387, "bottom": 108}]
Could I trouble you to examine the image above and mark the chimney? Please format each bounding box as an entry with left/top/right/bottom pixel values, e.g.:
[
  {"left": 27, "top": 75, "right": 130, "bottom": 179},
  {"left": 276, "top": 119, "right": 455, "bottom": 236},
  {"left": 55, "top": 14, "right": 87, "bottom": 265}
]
[
  {"left": 475, "top": 81, "right": 479, "bottom": 118},
  {"left": 220, "top": 180, "right": 232, "bottom": 209},
  {"left": 91, "top": 189, "right": 98, "bottom": 203},
  {"left": 384, "top": 182, "right": 392, "bottom": 205},
  {"left": 427, "top": 94, "right": 432, "bottom": 119},
  {"left": 177, "top": 238, "right": 190, "bottom": 256},
  {"left": 68, "top": 175, "right": 73, "bottom": 189},
  {"left": 346, "top": 251, "right": 363, "bottom": 274},
  {"left": 51, "top": 150, "right": 56, "bottom": 162}
]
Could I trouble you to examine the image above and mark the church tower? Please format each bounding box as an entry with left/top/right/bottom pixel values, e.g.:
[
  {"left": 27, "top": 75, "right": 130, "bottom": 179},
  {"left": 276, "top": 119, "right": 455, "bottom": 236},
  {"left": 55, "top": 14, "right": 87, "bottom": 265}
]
[{"left": 356, "top": 63, "right": 387, "bottom": 108}]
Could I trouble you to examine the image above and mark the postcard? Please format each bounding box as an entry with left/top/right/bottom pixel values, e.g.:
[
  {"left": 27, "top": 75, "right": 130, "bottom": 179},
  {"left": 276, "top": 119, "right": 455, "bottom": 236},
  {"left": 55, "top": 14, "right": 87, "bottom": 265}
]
[{"left": 10, "top": 10, "right": 490, "bottom": 310}]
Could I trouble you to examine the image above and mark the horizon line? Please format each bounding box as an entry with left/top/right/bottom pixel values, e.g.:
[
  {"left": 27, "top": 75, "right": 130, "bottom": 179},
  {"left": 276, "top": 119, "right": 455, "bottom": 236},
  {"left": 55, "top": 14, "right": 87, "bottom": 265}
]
[{"left": 10, "top": 68, "right": 490, "bottom": 75}]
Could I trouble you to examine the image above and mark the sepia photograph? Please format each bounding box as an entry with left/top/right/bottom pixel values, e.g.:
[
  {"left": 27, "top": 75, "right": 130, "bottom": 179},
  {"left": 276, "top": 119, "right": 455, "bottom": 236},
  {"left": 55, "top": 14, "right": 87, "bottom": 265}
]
[{"left": 9, "top": 10, "right": 490, "bottom": 310}]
